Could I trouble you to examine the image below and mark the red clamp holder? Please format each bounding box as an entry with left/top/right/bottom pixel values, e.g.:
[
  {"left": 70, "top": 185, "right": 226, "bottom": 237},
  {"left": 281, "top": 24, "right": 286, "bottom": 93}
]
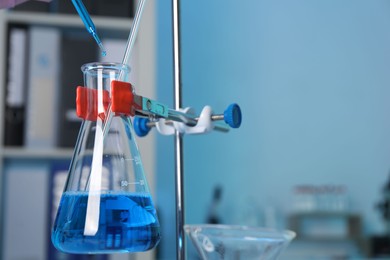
[
  {"left": 111, "top": 80, "right": 142, "bottom": 116},
  {"left": 76, "top": 80, "right": 143, "bottom": 121},
  {"left": 76, "top": 86, "right": 110, "bottom": 121}
]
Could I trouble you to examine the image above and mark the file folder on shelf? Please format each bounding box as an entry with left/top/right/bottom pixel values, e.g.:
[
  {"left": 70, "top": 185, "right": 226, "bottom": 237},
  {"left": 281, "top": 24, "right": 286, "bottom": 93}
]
[{"left": 24, "top": 26, "right": 60, "bottom": 148}]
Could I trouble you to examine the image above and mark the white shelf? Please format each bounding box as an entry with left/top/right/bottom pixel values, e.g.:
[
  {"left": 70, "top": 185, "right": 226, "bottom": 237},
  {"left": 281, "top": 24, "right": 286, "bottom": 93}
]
[
  {"left": 0, "top": 3, "right": 156, "bottom": 259},
  {"left": 5, "top": 11, "right": 133, "bottom": 30},
  {"left": 1, "top": 147, "right": 74, "bottom": 159}
]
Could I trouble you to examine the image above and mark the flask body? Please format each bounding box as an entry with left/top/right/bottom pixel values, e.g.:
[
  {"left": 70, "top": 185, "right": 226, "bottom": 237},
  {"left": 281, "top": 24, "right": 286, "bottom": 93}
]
[{"left": 51, "top": 63, "right": 160, "bottom": 254}]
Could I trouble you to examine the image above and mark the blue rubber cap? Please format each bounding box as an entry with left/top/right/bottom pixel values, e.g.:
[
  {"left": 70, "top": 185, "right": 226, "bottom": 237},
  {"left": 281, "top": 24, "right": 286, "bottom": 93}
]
[
  {"left": 224, "top": 103, "right": 242, "bottom": 128},
  {"left": 134, "top": 117, "right": 151, "bottom": 137}
]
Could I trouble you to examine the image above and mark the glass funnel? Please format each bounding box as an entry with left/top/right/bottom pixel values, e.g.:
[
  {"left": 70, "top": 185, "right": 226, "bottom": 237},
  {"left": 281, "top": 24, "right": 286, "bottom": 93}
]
[
  {"left": 184, "top": 224, "right": 295, "bottom": 260},
  {"left": 51, "top": 62, "right": 161, "bottom": 254}
]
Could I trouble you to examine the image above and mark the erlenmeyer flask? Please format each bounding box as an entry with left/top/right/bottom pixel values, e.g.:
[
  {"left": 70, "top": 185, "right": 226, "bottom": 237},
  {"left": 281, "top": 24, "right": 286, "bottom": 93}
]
[{"left": 51, "top": 62, "right": 161, "bottom": 254}]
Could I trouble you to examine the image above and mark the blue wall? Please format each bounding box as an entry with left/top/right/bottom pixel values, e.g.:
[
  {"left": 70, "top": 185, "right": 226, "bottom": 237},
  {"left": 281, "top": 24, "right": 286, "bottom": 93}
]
[{"left": 156, "top": 1, "right": 390, "bottom": 258}]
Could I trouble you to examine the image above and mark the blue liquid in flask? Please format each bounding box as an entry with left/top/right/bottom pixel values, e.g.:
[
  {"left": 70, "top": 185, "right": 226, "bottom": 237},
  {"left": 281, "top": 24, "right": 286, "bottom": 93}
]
[{"left": 52, "top": 191, "right": 161, "bottom": 254}]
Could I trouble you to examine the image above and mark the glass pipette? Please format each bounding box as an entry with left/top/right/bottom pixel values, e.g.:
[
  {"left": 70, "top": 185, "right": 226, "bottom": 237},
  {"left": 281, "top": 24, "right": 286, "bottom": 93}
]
[
  {"left": 102, "top": 0, "right": 147, "bottom": 137},
  {"left": 72, "top": 0, "right": 107, "bottom": 56}
]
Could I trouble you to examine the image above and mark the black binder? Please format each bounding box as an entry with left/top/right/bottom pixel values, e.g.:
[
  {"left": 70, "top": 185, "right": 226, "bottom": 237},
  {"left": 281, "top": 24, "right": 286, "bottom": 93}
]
[
  {"left": 94, "top": 0, "right": 134, "bottom": 18},
  {"left": 57, "top": 30, "right": 97, "bottom": 148},
  {"left": 4, "top": 26, "right": 28, "bottom": 146},
  {"left": 4, "top": 107, "right": 25, "bottom": 146}
]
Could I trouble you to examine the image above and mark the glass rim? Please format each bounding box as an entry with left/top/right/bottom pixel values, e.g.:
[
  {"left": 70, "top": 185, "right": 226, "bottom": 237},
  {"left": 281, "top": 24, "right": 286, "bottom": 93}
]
[
  {"left": 184, "top": 224, "right": 296, "bottom": 240},
  {"left": 81, "top": 62, "right": 130, "bottom": 73}
]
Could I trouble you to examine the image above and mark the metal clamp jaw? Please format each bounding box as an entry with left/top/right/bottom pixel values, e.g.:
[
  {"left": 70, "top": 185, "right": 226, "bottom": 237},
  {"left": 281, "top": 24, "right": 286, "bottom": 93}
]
[
  {"left": 134, "top": 104, "right": 242, "bottom": 136},
  {"left": 76, "top": 80, "right": 242, "bottom": 137}
]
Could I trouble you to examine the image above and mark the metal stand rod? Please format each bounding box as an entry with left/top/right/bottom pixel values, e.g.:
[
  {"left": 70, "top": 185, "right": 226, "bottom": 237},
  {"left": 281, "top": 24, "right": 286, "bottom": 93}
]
[{"left": 172, "top": 0, "right": 185, "bottom": 259}]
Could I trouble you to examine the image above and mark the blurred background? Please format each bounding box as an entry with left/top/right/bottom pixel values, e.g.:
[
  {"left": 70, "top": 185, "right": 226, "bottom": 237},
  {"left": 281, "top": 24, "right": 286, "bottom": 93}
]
[{"left": 1, "top": 0, "right": 390, "bottom": 259}]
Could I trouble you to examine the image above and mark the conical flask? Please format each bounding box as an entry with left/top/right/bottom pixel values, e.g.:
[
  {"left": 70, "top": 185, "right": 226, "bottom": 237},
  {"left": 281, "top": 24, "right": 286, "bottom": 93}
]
[{"left": 51, "top": 62, "right": 161, "bottom": 254}]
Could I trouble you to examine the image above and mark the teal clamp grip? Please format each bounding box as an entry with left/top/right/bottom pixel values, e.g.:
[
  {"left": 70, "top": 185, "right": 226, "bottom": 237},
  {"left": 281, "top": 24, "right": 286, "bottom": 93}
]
[
  {"left": 134, "top": 117, "right": 151, "bottom": 137},
  {"left": 142, "top": 97, "right": 169, "bottom": 118},
  {"left": 224, "top": 103, "right": 242, "bottom": 128}
]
